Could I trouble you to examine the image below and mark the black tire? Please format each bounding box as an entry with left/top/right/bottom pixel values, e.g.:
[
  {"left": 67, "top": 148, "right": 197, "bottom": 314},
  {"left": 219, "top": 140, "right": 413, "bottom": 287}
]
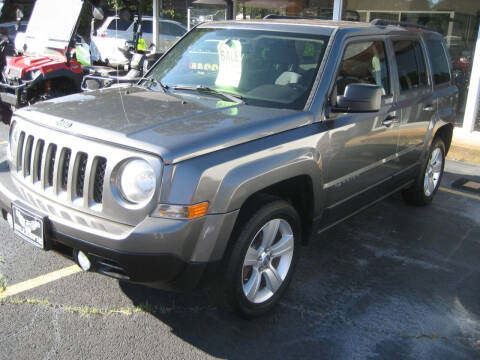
[
  {"left": 0, "top": 103, "right": 12, "bottom": 125},
  {"left": 402, "top": 137, "right": 446, "bottom": 206},
  {"left": 212, "top": 197, "right": 301, "bottom": 318}
]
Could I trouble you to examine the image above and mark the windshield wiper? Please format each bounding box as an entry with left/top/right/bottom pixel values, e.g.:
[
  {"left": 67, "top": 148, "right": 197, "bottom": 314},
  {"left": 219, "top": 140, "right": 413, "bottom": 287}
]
[
  {"left": 171, "top": 85, "right": 245, "bottom": 104},
  {"left": 138, "top": 77, "right": 169, "bottom": 93}
]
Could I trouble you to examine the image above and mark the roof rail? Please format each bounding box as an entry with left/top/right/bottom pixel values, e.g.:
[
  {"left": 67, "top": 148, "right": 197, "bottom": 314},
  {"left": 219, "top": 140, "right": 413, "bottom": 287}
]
[
  {"left": 263, "top": 14, "right": 329, "bottom": 20},
  {"left": 370, "top": 19, "right": 431, "bottom": 31}
]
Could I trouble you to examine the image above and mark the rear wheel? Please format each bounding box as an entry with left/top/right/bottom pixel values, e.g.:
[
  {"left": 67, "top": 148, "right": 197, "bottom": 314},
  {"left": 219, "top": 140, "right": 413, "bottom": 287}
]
[
  {"left": 402, "top": 137, "right": 445, "bottom": 206},
  {"left": 214, "top": 198, "right": 301, "bottom": 318}
]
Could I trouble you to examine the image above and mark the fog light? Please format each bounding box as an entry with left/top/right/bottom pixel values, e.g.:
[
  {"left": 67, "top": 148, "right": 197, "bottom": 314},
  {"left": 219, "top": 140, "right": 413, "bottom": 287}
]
[{"left": 77, "top": 251, "right": 91, "bottom": 271}]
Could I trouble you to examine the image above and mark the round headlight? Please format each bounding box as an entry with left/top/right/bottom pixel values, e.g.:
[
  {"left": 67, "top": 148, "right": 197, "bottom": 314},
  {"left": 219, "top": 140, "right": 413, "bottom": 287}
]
[{"left": 118, "top": 159, "right": 156, "bottom": 205}]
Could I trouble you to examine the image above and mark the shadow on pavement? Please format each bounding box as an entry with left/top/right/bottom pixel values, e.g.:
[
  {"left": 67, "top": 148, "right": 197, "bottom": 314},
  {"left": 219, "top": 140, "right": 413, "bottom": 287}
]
[{"left": 120, "top": 187, "right": 480, "bottom": 359}]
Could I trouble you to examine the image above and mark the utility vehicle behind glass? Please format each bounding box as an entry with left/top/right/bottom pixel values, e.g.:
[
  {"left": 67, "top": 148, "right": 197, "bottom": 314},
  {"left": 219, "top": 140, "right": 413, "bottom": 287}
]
[{"left": 0, "top": 0, "right": 104, "bottom": 124}]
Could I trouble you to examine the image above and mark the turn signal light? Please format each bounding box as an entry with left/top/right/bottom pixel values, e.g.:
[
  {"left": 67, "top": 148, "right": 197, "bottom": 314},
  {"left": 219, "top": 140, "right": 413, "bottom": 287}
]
[
  {"left": 187, "top": 202, "right": 209, "bottom": 219},
  {"left": 155, "top": 202, "right": 209, "bottom": 219}
]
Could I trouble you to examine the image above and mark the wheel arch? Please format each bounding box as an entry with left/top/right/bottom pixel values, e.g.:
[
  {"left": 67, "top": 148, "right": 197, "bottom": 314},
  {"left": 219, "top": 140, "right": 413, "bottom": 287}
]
[
  {"left": 39, "top": 69, "right": 83, "bottom": 91},
  {"left": 228, "top": 174, "right": 318, "bottom": 246},
  {"left": 433, "top": 122, "right": 453, "bottom": 155}
]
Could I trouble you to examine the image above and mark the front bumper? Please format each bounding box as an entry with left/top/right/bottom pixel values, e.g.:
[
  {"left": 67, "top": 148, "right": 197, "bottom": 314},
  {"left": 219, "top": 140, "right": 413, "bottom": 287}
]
[
  {"left": 0, "top": 152, "right": 238, "bottom": 291},
  {"left": 0, "top": 80, "right": 29, "bottom": 107}
]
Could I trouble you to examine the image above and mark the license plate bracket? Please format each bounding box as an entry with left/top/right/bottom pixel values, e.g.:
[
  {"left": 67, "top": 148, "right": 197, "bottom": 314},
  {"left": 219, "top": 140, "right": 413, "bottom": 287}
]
[{"left": 11, "top": 202, "right": 47, "bottom": 250}]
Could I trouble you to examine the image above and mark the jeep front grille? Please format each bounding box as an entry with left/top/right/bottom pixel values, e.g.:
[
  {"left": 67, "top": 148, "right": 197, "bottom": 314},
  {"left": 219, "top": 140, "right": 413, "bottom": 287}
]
[
  {"left": 14, "top": 130, "right": 107, "bottom": 206},
  {"left": 9, "top": 117, "right": 162, "bottom": 226}
]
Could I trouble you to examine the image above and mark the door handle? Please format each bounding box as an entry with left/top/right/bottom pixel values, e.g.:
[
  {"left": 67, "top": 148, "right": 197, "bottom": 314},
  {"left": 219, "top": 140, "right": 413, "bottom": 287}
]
[
  {"left": 424, "top": 105, "right": 435, "bottom": 112},
  {"left": 382, "top": 115, "right": 396, "bottom": 127}
]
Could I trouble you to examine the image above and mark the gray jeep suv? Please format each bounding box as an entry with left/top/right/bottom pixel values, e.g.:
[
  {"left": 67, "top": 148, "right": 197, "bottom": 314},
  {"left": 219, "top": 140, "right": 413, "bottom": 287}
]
[{"left": 0, "top": 19, "right": 456, "bottom": 317}]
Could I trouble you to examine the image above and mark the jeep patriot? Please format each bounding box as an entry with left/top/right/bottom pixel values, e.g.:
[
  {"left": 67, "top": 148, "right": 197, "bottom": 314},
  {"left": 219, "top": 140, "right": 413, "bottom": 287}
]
[{"left": 0, "top": 19, "right": 456, "bottom": 317}]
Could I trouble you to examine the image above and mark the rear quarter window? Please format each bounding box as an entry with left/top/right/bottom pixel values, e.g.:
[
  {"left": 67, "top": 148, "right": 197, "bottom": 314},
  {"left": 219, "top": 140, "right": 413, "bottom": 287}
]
[
  {"left": 393, "top": 40, "right": 429, "bottom": 92},
  {"left": 426, "top": 40, "right": 451, "bottom": 85}
]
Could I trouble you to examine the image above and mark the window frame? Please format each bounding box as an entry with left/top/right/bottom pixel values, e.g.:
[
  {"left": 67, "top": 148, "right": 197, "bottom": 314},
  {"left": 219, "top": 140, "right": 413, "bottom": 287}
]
[
  {"left": 424, "top": 37, "right": 452, "bottom": 88},
  {"left": 328, "top": 35, "right": 395, "bottom": 113},
  {"left": 390, "top": 36, "right": 432, "bottom": 94}
]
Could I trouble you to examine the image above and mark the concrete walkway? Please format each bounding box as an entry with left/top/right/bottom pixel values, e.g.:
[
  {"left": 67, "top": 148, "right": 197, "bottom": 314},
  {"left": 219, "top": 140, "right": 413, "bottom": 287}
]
[{"left": 448, "top": 127, "right": 480, "bottom": 165}]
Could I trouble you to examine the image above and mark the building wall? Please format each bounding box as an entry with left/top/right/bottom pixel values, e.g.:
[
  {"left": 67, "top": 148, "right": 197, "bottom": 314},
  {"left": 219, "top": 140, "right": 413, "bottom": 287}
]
[{"left": 345, "top": 0, "right": 479, "bottom": 13}]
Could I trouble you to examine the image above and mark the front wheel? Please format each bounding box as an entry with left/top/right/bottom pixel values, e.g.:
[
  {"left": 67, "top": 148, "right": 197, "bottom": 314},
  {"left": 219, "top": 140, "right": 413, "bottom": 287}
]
[
  {"left": 0, "top": 105, "right": 12, "bottom": 125},
  {"left": 402, "top": 137, "right": 446, "bottom": 206},
  {"left": 214, "top": 198, "right": 301, "bottom": 318}
]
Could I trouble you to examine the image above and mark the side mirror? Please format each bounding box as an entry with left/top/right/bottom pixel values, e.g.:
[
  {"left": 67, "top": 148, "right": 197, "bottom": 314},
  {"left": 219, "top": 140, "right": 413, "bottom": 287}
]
[
  {"left": 334, "top": 83, "right": 382, "bottom": 113},
  {"left": 92, "top": 7, "right": 105, "bottom": 21}
]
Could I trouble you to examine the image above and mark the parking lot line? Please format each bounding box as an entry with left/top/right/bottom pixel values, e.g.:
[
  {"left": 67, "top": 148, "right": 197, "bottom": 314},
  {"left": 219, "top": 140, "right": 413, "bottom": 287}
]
[
  {"left": 0, "top": 141, "right": 7, "bottom": 145},
  {"left": 439, "top": 186, "right": 480, "bottom": 201},
  {"left": 0, "top": 265, "right": 82, "bottom": 300}
]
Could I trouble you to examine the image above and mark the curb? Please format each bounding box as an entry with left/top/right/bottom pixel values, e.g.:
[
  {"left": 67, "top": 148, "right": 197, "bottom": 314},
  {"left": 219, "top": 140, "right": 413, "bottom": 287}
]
[{"left": 447, "top": 128, "right": 480, "bottom": 165}]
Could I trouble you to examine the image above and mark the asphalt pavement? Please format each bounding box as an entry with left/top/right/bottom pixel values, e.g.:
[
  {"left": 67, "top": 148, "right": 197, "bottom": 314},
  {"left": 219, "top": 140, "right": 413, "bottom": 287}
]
[{"left": 1, "top": 123, "right": 480, "bottom": 360}]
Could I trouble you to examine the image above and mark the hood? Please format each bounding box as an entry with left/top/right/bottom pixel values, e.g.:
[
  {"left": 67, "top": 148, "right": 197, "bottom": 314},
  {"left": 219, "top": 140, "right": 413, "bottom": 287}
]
[
  {"left": 16, "top": 86, "right": 312, "bottom": 164},
  {"left": 5, "top": 55, "right": 67, "bottom": 78},
  {"left": 22, "top": 0, "right": 83, "bottom": 57}
]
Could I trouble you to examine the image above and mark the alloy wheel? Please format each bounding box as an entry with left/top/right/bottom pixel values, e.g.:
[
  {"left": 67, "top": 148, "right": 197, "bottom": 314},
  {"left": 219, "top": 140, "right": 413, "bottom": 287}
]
[
  {"left": 241, "top": 218, "right": 294, "bottom": 304},
  {"left": 424, "top": 147, "right": 443, "bottom": 197}
]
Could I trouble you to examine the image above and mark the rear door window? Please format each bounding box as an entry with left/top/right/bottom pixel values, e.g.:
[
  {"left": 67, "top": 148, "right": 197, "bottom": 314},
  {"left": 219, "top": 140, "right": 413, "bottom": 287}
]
[
  {"left": 159, "top": 22, "right": 171, "bottom": 36},
  {"left": 335, "top": 40, "right": 390, "bottom": 96},
  {"left": 168, "top": 23, "right": 187, "bottom": 37},
  {"left": 158, "top": 22, "right": 186, "bottom": 37},
  {"left": 106, "top": 18, "right": 132, "bottom": 31},
  {"left": 426, "top": 40, "right": 451, "bottom": 85},
  {"left": 393, "top": 40, "right": 429, "bottom": 92},
  {"left": 141, "top": 20, "right": 153, "bottom": 34}
]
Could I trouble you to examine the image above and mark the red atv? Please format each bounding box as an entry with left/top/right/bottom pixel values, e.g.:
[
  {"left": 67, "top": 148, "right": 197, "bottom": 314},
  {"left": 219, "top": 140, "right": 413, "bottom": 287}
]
[{"left": 0, "top": 0, "right": 103, "bottom": 124}]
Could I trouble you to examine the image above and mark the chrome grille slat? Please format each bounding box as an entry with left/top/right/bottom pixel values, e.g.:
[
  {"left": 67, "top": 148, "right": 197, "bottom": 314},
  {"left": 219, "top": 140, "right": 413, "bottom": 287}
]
[
  {"left": 52, "top": 146, "right": 63, "bottom": 195},
  {"left": 22, "top": 135, "right": 34, "bottom": 177},
  {"left": 16, "top": 131, "right": 25, "bottom": 171},
  {"left": 65, "top": 149, "right": 76, "bottom": 202},
  {"left": 39, "top": 142, "right": 50, "bottom": 188},
  {"left": 32, "top": 139, "right": 44, "bottom": 184},
  {"left": 82, "top": 155, "right": 95, "bottom": 208}
]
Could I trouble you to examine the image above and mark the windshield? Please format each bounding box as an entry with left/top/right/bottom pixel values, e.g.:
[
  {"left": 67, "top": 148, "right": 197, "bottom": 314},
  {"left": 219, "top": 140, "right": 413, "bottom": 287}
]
[
  {"left": 147, "top": 28, "right": 329, "bottom": 110},
  {"left": 23, "top": 0, "right": 84, "bottom": 56}
]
